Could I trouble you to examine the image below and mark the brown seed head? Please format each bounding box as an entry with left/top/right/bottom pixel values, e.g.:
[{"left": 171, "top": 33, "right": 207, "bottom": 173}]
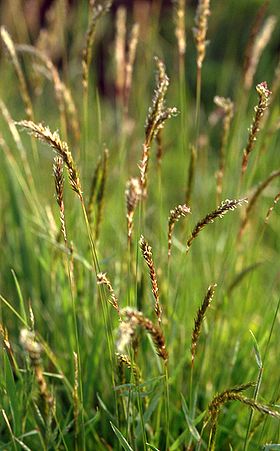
[
  {"left": 242, "top": 82, "right": 271, "bottom": 174},
  {"left": 16, "top": 120, "right": 82, "bottom": 198},
  {"left": 125, "top": 177, "right": 142, "bottom": 241},
  {"left": 139, "top": 235, "right": 162, "bottom": 324},
  {"left": 168, "top": 204, "right": 191, "bottom": 257}
]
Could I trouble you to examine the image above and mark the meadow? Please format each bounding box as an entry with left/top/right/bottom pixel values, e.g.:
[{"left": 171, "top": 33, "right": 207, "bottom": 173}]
[{"left": 0, "top": 0, "right": 280, "bottom": 449}]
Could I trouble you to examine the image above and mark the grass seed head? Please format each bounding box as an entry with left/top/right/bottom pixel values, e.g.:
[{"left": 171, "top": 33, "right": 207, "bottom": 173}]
[
  {"left": 139, "top": 235, "right": 162, "bottom": 324},
  {"left": 16, "top": 120, "right": 82, "bottom": 198},
  {"left": 174, "top": 0, "right": 186, "bottom": 58},
  {"left": 97, "top": 272, "right": 120, "bottom": 316},
  {"left": 186, "top": 198, "right": 248, "bottom": 253},
  {"left": 168, "top": 204, "right": 191, "bottom": 257},
  {"left": 242, "top": 81, "right": 271, "bottom": 174},
  {"left": 119, "top": 308, "right": 168, "bottom": 362},
  {"left": 125, "top": 177, "right": 142, "bottom": 242},
  {"left": 191, "top": 284, "right": 216, "bottom": 367},
  {"left": 193, "top": 0, "right": 211, "bottom": 69}
]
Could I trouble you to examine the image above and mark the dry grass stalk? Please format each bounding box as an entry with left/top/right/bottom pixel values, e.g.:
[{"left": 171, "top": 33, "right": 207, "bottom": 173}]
[
  {"left": 125, "top": 177, "right": 142, "bottom": 243},
  {"left": 116, "top": 352, "right": 142, "bottom": 386},
  {"left": 244, "top": 16, "right": 277, "bottom": 91},
  {"left": 265, "top": 191, "right": 280, "bottom": 222},
  {"left": 139, "top": 235, "right": 162, "bottom": 324},
  {"left": 61, "top": 84, "right": 80, "bottom": 144},
  {"left": 243, "top": 0, "right": 269, "bottom": 82},
  {"left": 95, "top": 148, "right": 109, "bottom": 241},
  {"left": 20, "top": 329, "right": 54, "bottom": 417},
  {"left": 168, "top": 204, "right": 191, "bottom": 257},
  {"left": 191, "top": 284, "right": 216, "bottom": 367},
  {"left": 73, "top": 351, "right": 79, "bottom": 443},
  {"left": 174, "top": 0, "right": 186, "bottom": 61},
  {"left": 239, "top": 169, "right": 280, "bottom": 239},
  {"left": 36, "top": 0, "right": 67, "bottom": 62},
  {"left": 82, "top": 0, "right": 112, "bottom": 93},
  {"left": 16, "top": 120, "right": 82, "bottom": 199},
  {"left": 0, "top": 27, "right": 33, "bottom": 120},
  {"left": 16, "top": 44, "right": 80, "bottom": 143},
  {"left": 97, "top": 272, "right": 120, "bottom": 316},
  {"left": 53, "top": 156, "right": 67, "bottom": 244},
  {"left": 241, "top": 81, "right": 272, "bottom": 175},
  {"left": 115, "top": 7, "right": 127, "bottom": 102},
  {"left": 117, "top": 308, "right": 168, "bottom": 362},
  {"left": 185, "top": 145, "right": 197, "bottom": 205},
  {"left": 139, "top": 57, "right": 177, "bottom": 197},
  {"left": 192, "top": 0, "right": 210, "bottom": 70},
  {"left": 207, "top": 382, "right": 280, "bottom": 450},
  {"left": 124, "top": 23, "right": 139, "bottom": 111},
  {"left": 186, "top": 198, "right": 247, "bottom": 253},
  {"left": 213, "top": 96, "right": 234, "bottom": 203}
]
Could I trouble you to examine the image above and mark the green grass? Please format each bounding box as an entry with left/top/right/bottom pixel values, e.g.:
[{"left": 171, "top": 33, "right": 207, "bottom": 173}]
[{"left": 0, "top": 1, "right": 280, "bottom": 450}]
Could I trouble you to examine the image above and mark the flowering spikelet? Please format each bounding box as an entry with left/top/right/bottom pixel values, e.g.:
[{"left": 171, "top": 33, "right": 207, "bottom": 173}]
[
  {"left": 117, "top": 308, "right": 168, "bottom": 362},
  {"left": 139, "top": 235, "right": 162, "bottom": 324},
  {"left": 192, "top": 0, "right": 211, "bottom": 69},
  {"left": 16, "top": 120, "right": 82, "bottom": 198},
  {"left": 73, "top": 352, "right": 79, "bottom": 443},
  {"left": 53, "top": 156, "right": 67, "bottom": 244},
  {"left": 241, "top": 82, "right": 272, "bottom": 175},
  {"left": 145, "top": 58, "right": 177, "bottom": 145},
  {"left": 191, "top": 284, "right": 216, "bottom": 367},
  {"left": 125, "top": 177, "right": 141, "bottom": 242},
  {"left": 186, "top": 198, "right": 247, "bottom": 253},
  {"left": 168, "top": 204, "right": 191, "bottom": 257},
  {"left": 116, "top": 352, "right": 142, "bottom": 385},
  {"left": 139, "top": 57, "right": 177, "bottom": 197},
  {"left": 213, "top": 96, "right": 234, "bottom": 202},
  {"left": 97, "top": 272, "right": 120, "bottom": 316},
  {"left": 116, "top": 314, "right": 137, "bottom": 353}
]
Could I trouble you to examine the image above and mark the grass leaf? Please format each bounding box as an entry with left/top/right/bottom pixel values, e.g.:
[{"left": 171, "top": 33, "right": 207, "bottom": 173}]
[{"left": 110, "top": 422, "right": 134, "bottom": 451}]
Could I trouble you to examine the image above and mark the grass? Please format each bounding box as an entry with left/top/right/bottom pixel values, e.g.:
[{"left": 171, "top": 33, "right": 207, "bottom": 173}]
[{"left": 0, "top": 1, "right": 280, "bottom": 449}]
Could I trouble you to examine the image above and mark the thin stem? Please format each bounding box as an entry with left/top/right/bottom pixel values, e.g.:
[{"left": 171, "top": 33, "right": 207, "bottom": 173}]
[
  {"left": 195, "top": 66, "right": 202, "bottom": 145},
  {"left": 164, "top": 363, "right": 170, "bottom": 451}
]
